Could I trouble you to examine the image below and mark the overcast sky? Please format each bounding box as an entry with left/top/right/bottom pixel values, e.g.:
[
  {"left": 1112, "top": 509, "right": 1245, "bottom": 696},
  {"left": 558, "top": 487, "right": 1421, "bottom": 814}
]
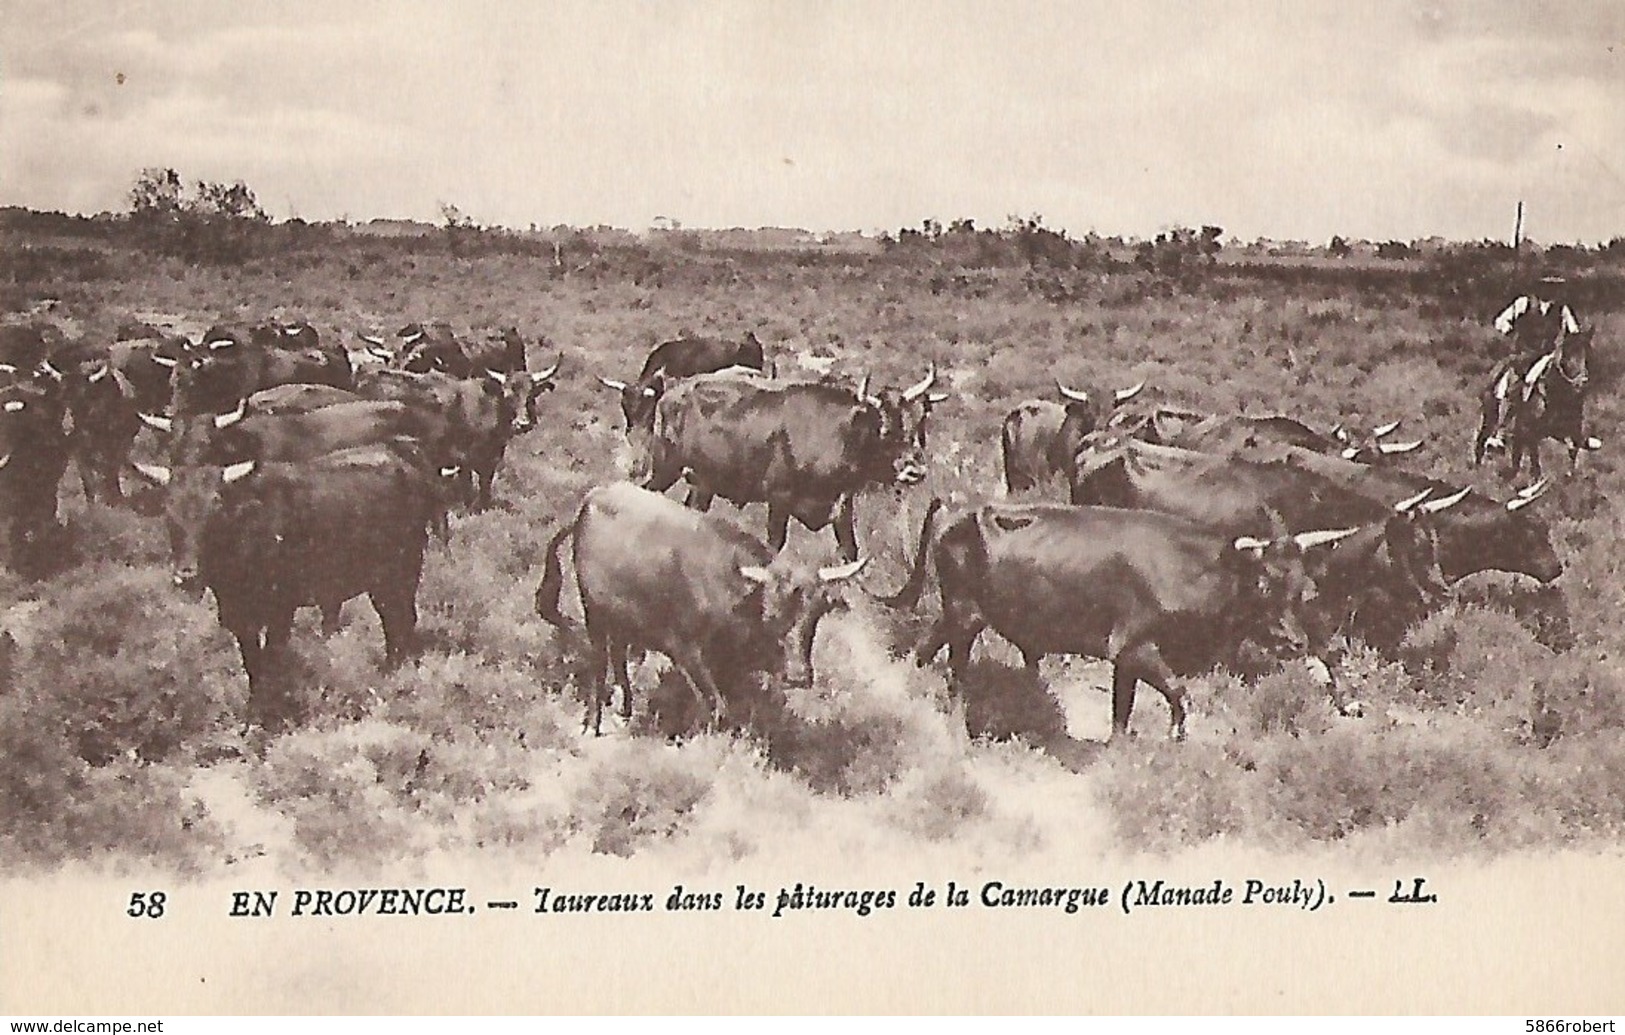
[{"left": 2, "top": 0, "right": 1621, "bottom": 242}]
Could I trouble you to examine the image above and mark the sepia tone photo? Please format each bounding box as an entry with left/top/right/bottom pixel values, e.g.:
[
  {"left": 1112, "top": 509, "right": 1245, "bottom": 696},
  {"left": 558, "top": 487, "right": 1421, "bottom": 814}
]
[{"left": 2, "top": 0, "right": 1623, "bottom": 1015}]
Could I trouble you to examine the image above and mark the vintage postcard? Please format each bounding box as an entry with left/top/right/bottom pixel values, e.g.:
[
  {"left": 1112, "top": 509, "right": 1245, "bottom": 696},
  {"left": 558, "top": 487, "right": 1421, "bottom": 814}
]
[{"left": 2, "top": 0, "right": 1623, "bottom": 1015}]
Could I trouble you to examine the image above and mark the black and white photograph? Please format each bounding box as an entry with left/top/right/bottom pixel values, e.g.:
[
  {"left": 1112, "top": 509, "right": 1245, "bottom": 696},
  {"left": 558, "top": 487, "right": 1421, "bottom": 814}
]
[{"left": 2, "top": 0, "right": 1623, "bottom": 1016}]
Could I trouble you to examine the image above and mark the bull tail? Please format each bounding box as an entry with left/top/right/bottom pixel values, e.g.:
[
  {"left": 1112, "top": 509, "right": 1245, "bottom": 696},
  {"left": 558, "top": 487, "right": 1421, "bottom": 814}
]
[
  {"left": 533, "top": 523, "right": 579, "bottom": 631},
  {"left": 876, "top": 497, "right": 945, "bottom": 610}
]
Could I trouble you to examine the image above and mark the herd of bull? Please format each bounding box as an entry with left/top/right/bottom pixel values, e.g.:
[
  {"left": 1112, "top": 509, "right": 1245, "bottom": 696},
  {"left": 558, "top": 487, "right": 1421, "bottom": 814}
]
[{"left": 0, "top": 316, "right": 1573, "bottom": 745}]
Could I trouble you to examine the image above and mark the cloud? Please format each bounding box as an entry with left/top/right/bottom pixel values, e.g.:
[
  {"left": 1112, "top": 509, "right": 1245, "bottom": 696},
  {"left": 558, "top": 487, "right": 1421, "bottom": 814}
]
[{"left": 1, "top": 1, "right": 1620, "bottom": 239}]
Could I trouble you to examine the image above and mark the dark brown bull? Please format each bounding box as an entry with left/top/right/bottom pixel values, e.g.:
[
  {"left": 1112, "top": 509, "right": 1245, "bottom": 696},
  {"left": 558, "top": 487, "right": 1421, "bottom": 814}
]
[
  {"left": 1474, "top": 328, "right": 1599, "bottom": 481},
  {"left": 598, "top": 332, "right": 768, "bottom": 433},
  {"left": 1232, "top": 439, "right": 1562, "bottom": 585},
  {"left": 638, "top": 366, "right": 947, "bottom": 561},
  {"left": 188, "top": 444, "right": 440, "bottom": 729},
  {"left": 0, "top": 382, "right": 70, "bottom": 574},
  {"left": 1067, "top": 434, "right": 1463, "bottom": 658},
  {"left": 887, "top": 499, "right": 1358, "bottom": 739},
  {"left": 1142, "top": 411, "right": 1422, "bottom": 464},
  {"left": 387, "top": 322, "right": 532, "bottom": 378},
  {"left": 999, "top": 379, "right": 1146, "bottom": 493},
  {"left": 170, "top": 323, "right": 352, "bottom": 415},
  {"left": 356, "top": 360, "right": 558, "bottom": 509},
  {"left": 534, "top": 482, "right": 865, "bottom": 734}
]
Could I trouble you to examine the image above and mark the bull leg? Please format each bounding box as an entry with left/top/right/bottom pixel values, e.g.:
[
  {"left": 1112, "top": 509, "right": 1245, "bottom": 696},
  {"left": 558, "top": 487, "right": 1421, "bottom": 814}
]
[
  {"left": 1114, "top": 643, "right": 1186, "bottom": 740},
  {"left": 672, "top": 655, "right": 730, "bottom": 733},
  {"left": 319, "top": 601, "right": 344, "bottom": 636},
  {"left": 613, "top": 642, "right": 634, "bottom": 721},
  {"left": 832, "top": 494, "right": 858, "bottom": 563},
  {"left": 685, "top": 486, "right": 715, "bottom": 512},
  {"left": 370, "top": 585, "right": 420, "bottom": 669},
  {"left": 585, "top": 629, "right": 611, "bottom": 735},
  {"left": 766, "top": 504, "right": 791, "bottom": 554}
]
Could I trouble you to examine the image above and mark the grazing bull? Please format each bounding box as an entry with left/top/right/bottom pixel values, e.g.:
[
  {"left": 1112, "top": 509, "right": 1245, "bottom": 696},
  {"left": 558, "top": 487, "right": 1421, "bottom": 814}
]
[
  {"left": 638, "top": 365, "right": 947, "bottom": 560},
  {"left": 534, "top": 482, "right": 866, "bottom": 734},
  {"left": 887, "top": 500, "right": 1358, "bottom": 739},
  {"left": 598, "top": 332, "right": 768, "bottom": 433},
  {"left": 999, "top": 379, "right": 1146, "bottom": 493},
  {"left": 1474, "top": 328, "right": 1599, "bottom": 481},
  {"left": 166, "top": 444, "right": 440, "bottom": 729}
]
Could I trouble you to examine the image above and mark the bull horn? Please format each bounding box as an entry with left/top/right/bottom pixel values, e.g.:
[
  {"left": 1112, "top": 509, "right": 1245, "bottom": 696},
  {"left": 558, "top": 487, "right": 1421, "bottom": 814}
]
[
  {"left": 1340, "top": 446, "right": 1361, "bottom": 460},
  {"left": 358, "top": 333, "right": 385, "bottom": 346},
  {"left": 439, "top": 465, "right": 462, "bottom": 478},
  {"left": 1292, "top": 527, "right": 1362, "bottom": 549},
  {"left": 1525, "top": 351, "right": 1557, "bottom": 386},
  {"left": 38, "top": 359, "right": 63, "bottom": 381},
  {"left": 0, "top": 452, "right": 8, "bottom": 470},
  {"left": 206, "top": 338, "right": 236, "bottom": 350},
  {"left": 1371, "top": 419, "right": 1402, "bottom": 438},
  {"left": 597, "top": 375, "right": 629, "bottom": 392},
  {"left": 138, "top": 411, "right": 172, "bottom": 432},
  {"left": 1113, "top": 380, "right": 1145, "bottom": 404},
  {"left": 927, "top": 391, "right": 950, "bottom": 405},
  {"left": 1055, "top": 381, "right": 1090, "bottom": 404},
  {"left": 152, "top": 354, "right": 179, "bottom": 368},
  {"left": 131, "top": 461, "right": 171, "bottom": 486},
  {"left": 221, "top": 459, "right": 256, "bottom": 483},
  {"left": 817, "top": 556, "right": 868, "bottom": 582},
  {"left": 88, "top": 363, "right": 110, "bottom": 383},
  {"left": 2, "top": 399, "right": 24, "bottom": 414},
  {"left": 1418, "top": 486, "right": 1472, "bottom": 514},
  {"left": 0, "top": 363, "right": 16, "bottom": 374},
  {"left": 1393, "top": 487, "right": 1433, "bottom": 513},
  {"left": 366, "top": 346, "right": 394, "bottom": 360},
  {"left": 485, "top": 369, "right": 508, "bottom": 386},
  {"left": 901, "top": 364, "right": 937, "bottom": 402},
  {"left": 1232, "top": 535, "right": 1272, "bottom": 552},
  {"left": 1493, "top": 367, "right": 1516, "bottom": 400},
  {"left": 1329, "top": 422, "right": 1348, "bottom": 442},
  {"left": 1516, "top": 477, "right": 1550, "bottom": 499},
  {"left": 213, "top": 400, "right": 247, "bottom": 429},
  {"left": 401, "top": 330, "right": 424, "bottom": 345},
  {"left": 856, "top": 375, "right": 870, "bottom": 402},
  {"left": 532, "top": 358, "right": 561, "bottom": 381},
  {"left": 738, "top": 565, "right": 772, "bottom": 585},
  {"left": 1378, "top": 439, "right": 1422, "bottom": 454},
  {"left": 641, "top": 386, "right": 658, "bottom": 398}
]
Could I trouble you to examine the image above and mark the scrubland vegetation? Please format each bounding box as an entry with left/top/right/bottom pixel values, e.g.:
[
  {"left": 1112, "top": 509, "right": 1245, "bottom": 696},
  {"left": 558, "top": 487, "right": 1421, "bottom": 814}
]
[{"left": 4, "top": 201, "right": 1625, "bottom": 874}]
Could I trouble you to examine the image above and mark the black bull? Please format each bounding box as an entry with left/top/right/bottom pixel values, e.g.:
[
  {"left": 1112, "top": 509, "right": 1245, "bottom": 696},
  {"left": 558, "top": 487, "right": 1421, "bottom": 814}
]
[
  {"left": 634, "top": 368, "right": 946, "bottom": 561},
  {"left": 598, "top": 332, "right": 768, "bottom": 432},
  {"left": 999, "top": 379, "right": 1145, "bottom": 493},
  {"left": 1066, "top": 435, "right": 1466, "bottom": 653},
  {"left": 885, "top": 500, "right": 1363, "bottom": 739},
  {"left": 533, "top": 482, "right": 866, "bottom": 734},
  {"left": 192, "top": 445, "right": 439, "bottom": 729}
]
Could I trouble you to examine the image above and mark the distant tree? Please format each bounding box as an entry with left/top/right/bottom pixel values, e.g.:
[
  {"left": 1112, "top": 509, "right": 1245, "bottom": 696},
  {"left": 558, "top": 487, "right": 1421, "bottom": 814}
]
[
  {"left": 1376, "top": 240, "right": 1414, "bottom": 260},
  {"left": 126, "top": 167, "right": 268, "bottom": 263},
  {"left": 1327, "top": 235, "right": 1352, "bottom": 259}
]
